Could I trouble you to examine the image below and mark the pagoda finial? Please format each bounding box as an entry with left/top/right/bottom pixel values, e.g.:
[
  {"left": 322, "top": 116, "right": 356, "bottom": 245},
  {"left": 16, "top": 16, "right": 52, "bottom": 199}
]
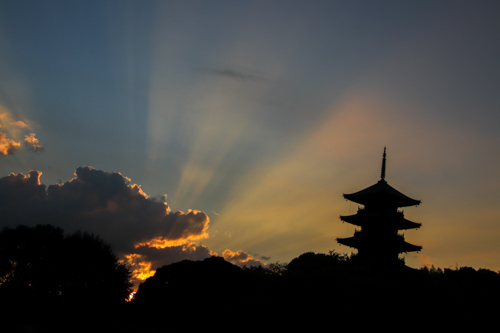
[{"left": 381, "top": 147, "right": 386, "bottom": 180}]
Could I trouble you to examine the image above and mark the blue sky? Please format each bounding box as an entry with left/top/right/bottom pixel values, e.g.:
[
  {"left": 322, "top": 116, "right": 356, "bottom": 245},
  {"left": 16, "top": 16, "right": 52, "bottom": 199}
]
[{"left": 2, "top": 1, "right": 500, "bottom": 282}]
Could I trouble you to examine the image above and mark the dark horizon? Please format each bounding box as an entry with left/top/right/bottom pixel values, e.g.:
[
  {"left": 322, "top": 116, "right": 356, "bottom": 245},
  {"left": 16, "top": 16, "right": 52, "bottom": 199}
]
[{"left": 2, "top": 227, "right": 497, "bottom": 331}]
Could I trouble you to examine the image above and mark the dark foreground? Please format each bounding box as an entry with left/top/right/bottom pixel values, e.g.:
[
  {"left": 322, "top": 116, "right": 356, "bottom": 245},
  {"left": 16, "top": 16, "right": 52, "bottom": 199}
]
[{"left": 4, "top": 252, "right": 500, "bottom": 331}]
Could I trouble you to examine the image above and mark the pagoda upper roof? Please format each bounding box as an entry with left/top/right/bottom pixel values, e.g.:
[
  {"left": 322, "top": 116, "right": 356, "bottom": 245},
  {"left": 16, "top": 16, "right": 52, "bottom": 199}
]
[
  {"left": 337, "top": 233, "right": 422, "bottom": 253},
  {"left": 343, "top": 179, "right": 421, "bottom": 208},
  {"left": 340, "top": 211, "right": 421, "bottom": 230}
]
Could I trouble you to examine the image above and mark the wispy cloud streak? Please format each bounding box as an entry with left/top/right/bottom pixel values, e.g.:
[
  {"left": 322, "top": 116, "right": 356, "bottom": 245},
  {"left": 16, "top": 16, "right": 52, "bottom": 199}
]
[{"left": 195, "top": 67, "right": 268, "bottom": 82}]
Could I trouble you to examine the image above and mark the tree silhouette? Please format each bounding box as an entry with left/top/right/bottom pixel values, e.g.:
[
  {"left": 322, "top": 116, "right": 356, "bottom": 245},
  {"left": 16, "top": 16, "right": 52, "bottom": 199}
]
[
  {"left": 0, "top": 224, "right": 132, "bottom": 327},
  {"left": 59, "top": 230, "right": 132, "bottom": 304},
  {"left": 0, "top": 224, "right": 65, "bottom": 302}
]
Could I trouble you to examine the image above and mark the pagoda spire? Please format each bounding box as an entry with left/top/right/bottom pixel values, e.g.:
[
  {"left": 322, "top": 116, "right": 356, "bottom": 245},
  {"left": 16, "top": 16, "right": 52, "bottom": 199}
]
[{"left": 381, "top": 147, "right": 387, "bottom": 180}]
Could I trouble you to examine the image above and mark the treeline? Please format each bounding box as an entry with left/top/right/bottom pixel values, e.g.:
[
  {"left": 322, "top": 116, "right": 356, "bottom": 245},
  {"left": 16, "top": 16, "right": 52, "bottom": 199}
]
[
  {"left": 0, "top": 225, "right": 132, "bottom": 331},
  {"left": 131, "top": 251, "right": 500, "bottom": 319},
  {"left": 2, "top": 225, "right": 500, "bottom": 330}
]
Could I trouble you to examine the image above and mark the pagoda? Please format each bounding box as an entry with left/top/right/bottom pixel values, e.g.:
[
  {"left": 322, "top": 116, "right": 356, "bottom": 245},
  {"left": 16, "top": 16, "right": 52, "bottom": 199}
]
[{"left": 336, "top": 148, "right": 422, "bottom": 264}]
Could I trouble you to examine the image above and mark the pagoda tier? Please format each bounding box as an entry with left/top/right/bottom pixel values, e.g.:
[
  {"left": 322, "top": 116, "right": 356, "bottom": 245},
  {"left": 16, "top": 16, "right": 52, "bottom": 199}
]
[
  {"left": 336, "top": 148, "right": 422, "bottom": 263},
  {"left": 343, "top": 179, "right": 421, "bottom": 209},
  {"left": 340, "top": 210, "right": 421, "bottom": 230},
  {"left": 337, "top": 232, "right": 422, "bottom": 253}
]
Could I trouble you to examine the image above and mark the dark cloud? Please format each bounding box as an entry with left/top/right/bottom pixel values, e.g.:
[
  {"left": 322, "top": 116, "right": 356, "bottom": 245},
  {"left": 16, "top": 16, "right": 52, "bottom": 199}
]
[
  {"left": 40, "top": 166, "right": 211, "bottom": 253},
  {"left": 0, "top": 167, "right": 209, "bottom": 258},
  {"left": 0, "top": 170, "right": 47, "bottom": 222},
  {"left": 134, "top": 243, "right": 213, "bottom": 268},
  {"left": 0, "top": 166, "right": 261, "bottom": 287}
]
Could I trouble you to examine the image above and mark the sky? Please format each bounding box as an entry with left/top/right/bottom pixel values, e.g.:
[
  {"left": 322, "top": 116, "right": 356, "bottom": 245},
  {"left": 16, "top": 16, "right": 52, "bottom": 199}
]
[{"left": 1, "top": 0, "right": 500, "bottom": 286}]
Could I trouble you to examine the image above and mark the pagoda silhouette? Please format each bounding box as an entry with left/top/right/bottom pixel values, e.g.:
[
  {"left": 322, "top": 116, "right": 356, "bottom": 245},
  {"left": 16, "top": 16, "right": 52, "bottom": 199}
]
[{"left": 337, "top": 148, "right": 422, "bottom": 265}]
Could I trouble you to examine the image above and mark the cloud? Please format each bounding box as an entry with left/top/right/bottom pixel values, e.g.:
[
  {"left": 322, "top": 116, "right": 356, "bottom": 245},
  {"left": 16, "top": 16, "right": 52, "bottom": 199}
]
[
  {"left": 124, "top": 254, "right": 156, "bottom": 281},
  {"left": 0, "top": 132, "right": 22, "bottom": 155},
  {"left": 0, "top": 166, "right": 261, "bottom": 288},
  {"left": 416, "top": 254, "right": 434, "bottom": 268},
  {"left": 0, "top": 170, "right": 47, "bottom": 223},
  {"left": 195, "top": 66, "right": 267, "bottom": 82},
  {"left": 0, "top": 109, "right": 43, "bottom": 155},
  {"left": 11, "top": 120, "right": 28, "bottom": 128},
  {"left": 35, "top": 166, "right": 211, "bottom": 253},
  {"left": 24, "top": 133, "right": 44, "bottom": 152},
  {"left": 222, "top": 249, "right": 262, "bottom": 267},
  {"left": 125, "top": 242, "right": 216, "bottom": 285}
]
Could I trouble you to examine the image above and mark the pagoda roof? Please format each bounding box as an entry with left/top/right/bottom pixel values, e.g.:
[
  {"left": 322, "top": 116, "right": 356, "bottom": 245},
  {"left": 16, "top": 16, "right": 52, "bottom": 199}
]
[
  {"left": 343, "top": 179, "right": 421, "bottom": 208},
  {"left": 337, "top": 233, "right": 422, "bottom": 253},
  {"left": 340, "top": 211, "right": 421, "bottom": 230}
]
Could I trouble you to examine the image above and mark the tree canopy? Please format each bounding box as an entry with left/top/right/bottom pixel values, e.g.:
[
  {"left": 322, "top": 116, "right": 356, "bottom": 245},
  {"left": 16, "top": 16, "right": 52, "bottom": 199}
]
[{"left": 0, "top": 224, "right": 132, "bottom": 308}]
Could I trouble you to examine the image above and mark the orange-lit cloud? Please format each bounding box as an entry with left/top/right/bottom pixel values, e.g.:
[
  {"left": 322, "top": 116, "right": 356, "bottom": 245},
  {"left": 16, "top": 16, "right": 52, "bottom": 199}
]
[
  {"left": 134, "top": 223, "right": 208, "bottom": 249},
  {"left": 24, "top": 133, "right": 43, "bottom": 152},
  {"left": 222, "top": 249, "right": 261, "bottom": 267},
  {"left": 0, "top": 109, "right": 43, "bottom": 155},
  {"left": 0, "top": 132, "right": 21, "bottom": 155},
  {"left": 124, "top": 254, "right": 156, "bottom": 280},
  {"left": 125, "top": 241, "right": 220, "bottom": 288}
]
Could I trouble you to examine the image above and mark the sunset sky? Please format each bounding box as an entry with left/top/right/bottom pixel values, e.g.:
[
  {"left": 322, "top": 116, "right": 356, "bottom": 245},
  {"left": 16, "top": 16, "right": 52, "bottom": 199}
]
[{"left": 1, "top": 0, "right": 500, "bottom": 285}]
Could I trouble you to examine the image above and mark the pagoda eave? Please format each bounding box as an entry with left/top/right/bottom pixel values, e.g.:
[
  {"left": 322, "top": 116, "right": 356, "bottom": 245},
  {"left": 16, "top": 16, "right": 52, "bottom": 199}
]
[
  {"left": 336, "top": 235, "right": 422, "bottom": 254},
  {"left": 343, "top": 180, "right": 421, "bottom": 208},
  {"left": 339, "top": 213, "right": 422, "bottom": 230}
]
